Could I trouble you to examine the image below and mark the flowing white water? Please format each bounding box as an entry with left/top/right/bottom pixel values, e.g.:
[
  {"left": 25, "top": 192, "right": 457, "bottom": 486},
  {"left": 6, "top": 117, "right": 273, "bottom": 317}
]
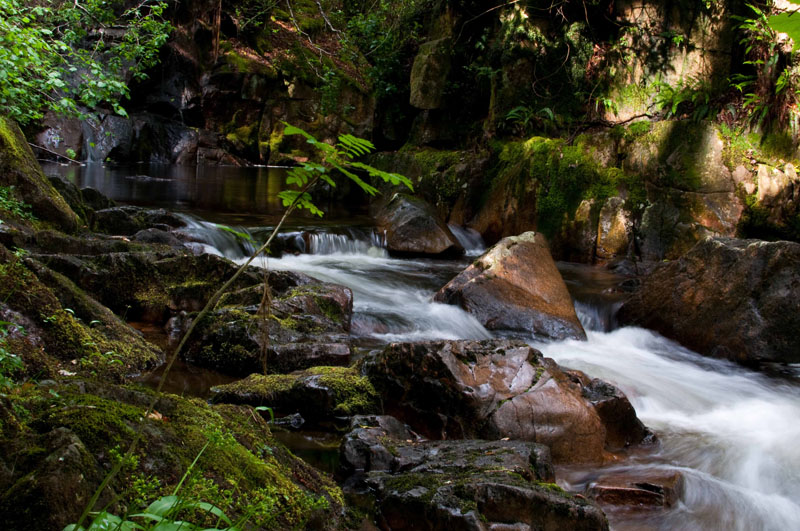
[
  {"left": 190, "top": 221, "right": 799, "bottom": 530},
  {"left": 535, "top": 328, "right": 800, "bottom": 530}
]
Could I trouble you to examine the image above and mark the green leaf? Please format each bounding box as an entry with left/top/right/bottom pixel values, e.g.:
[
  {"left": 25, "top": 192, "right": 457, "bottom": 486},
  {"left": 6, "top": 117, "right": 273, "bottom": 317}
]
[
  {"left": 215, "top": 224, "right": 254, "bottom": 243},
  {"left": 768, "top": 12, "right": 800, "bottom": 50},
  {"left": 145, "top": 495, "right": 181, "bottom": 517}
]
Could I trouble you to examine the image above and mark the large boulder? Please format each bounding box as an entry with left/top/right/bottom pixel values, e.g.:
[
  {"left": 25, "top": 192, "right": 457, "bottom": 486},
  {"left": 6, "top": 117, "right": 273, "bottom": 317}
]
[
  {"left": 362, "top": 339, "right": 649, "bottom": 464},
  {"left": 340, "top": 416, "right": 608, "bottom": 530},
  {"left": 434, "top": 232, "right": 586, "bottom": 340},
  {"left": 617, "top": 238, "right": 800, "bottom": 364},
  {"left": 375, "top": 193, "right": 464, "bottom": 257},
  {"left": 0, "top": 116, "right": 80, "bottom": 232}
]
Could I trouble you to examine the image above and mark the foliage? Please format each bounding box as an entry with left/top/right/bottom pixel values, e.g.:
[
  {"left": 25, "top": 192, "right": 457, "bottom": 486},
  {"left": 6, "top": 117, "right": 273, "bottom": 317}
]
[
  {"left": 0, "top": 0, "right": 171, "bottom": 124},
  {"left": 768, "top": 1, "right": 800, "bottom": 51},
  {"left": 654, "top": 76, "right": 716, "bottom": 121},
  {"left": 0, "top": 320, "right": 24, "bottom": 391},
  {"left": 279, "top": 123, "right": 413, "bottom": 215},
  {"left": 0, "top": 185, "right": 35, "bottom": 222},
  {"left": 66, "top": 444, "right": 242, "bottom": 531},
  {"left": 732, "top": 3, "right": 800, "bottom": 131},
  {"left": 503, "top": 105, "right": 558, "bottom": 136}
]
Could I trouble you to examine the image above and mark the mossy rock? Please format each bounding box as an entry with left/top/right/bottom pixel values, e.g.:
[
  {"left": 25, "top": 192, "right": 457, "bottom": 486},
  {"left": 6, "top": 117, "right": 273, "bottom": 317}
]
[
  {"left": 0, "top": 116, "right": 79, "bottom": 232},
  {"left": 0, "top": 381, "right": 344, "bottom": 530},
  {"left": 210, "top": 366, "right": 379, "bottom": 419},
  {"left": 0, "top": 244, "right": 163, "bottom": 381},
  {"left": 184, "top": 275, "right": 353, "bottom": 376}
]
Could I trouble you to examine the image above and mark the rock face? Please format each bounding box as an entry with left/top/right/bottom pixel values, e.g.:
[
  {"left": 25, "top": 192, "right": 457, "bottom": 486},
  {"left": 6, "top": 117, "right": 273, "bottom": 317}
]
[
  {"left": 409, "top": 38, "right": 452, "bottom": 110},
  {"left": 340, "top": 416, "right": 609, "bottom": 531},
  {"left": 375, "top": 193, "right": 464, "bottom": 257},
  {"left": 434, "top": 232, "right": 586, "bottom": 340},
  {"left": 618, "top": 238, "right": 800, "bottom": 364},
  {"left": 596, "top": 197, "right": 632, "bottom": 260},
  {"left": 0, "top": 116, "right": 80, "bottom": 232},
  {"left": 362, "top": 339, "right": 649, "bottom": 464}
]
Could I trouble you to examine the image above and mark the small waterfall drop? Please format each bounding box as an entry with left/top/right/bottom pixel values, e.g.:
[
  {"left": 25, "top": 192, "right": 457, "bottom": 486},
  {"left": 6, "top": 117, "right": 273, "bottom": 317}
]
[
  {"left": 448, "top": 224, "right": 486, "bottom": 256},
  {"left": 174, "top": 213, "right": 257, "bottom": 259},
  {"left": 307, "top": 228, "right": 387, "bottom": 257}
]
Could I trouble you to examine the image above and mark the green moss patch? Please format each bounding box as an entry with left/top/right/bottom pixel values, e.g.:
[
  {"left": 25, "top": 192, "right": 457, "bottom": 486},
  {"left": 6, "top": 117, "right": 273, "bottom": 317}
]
[
  {"left": 0, "top": 381, "right": 344, "bottom": 530},
  {"left": 211, "top": 366, "right": 379, "bottom": 418}
]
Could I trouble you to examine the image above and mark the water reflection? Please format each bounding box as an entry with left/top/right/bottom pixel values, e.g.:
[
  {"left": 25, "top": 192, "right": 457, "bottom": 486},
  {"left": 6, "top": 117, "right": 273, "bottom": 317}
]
[{"left": 40, "top": 162, "right": 366, "bottom": 224}]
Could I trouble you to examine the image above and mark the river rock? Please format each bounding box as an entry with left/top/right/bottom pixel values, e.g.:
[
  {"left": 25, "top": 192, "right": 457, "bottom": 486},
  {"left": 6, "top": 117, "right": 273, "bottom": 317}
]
[
  {"left": 346, "top": 425, "right": 608, "bottom": 530},
  {"left": 375, "top": 193, "right": 464, "bottom": 257},
  {"left": 586, "top": 469, "right": 684, "bottom": 509},
  {"left": 210, "top": 367, "right": 379, "bottom": 419},
  {"left": 183, "top": 273, "right": 354, "bottom": 375},
  {"left": 617, "top": 238, "right": 800, "bottom": 364},
  {"left": 93, "top": 206, "right": 186, "bottom": 235},
  {"left": 0, "top": 244, "right": 163, "bottom": 381},
  {"left": 434, "top": 231, "right": 586, "bottom": 340},
  {"left": 362, "top": 339, "right": 649, "bottom": 464}
]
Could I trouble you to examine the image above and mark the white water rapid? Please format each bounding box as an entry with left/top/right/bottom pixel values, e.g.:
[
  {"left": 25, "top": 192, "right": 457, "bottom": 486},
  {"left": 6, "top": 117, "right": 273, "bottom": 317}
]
[{"left": 186, "top": 219, "right": 800, "bottom": 531}]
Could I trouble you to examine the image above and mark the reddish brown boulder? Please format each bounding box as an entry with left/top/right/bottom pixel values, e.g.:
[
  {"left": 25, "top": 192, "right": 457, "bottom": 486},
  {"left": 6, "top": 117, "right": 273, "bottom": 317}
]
[
  {"left": 618, "top": 237, "right": 800, "bottom": 364},
  {"left": 434, "top": 231, "right": 586, "bottom": 340},
  {"left": 363, "top": 339, "right": 649, "bottom": 464}
]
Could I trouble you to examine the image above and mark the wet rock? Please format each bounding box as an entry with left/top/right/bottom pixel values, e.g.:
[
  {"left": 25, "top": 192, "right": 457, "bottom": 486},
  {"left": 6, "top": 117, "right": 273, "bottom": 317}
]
[
  {"left": 375, "top": 193, "right": 463, "bottom": 257},
  {"left": 586, "top": 470, "right": 684, "bottom": 509},
  {"left": 184, "top": 273, "right": 354, "bottom": 375},
  {"left": 47, "top": 175, "right": 90, "bottom": 224},
  {"left": 340, "top": 415, "right": 419, "bottom": 474},
  {"left": 93, "top": 206, "right": 186, "bottom": 236},
  {"left": 561, "top": 199, "right": 597, "bottom": 263},
  {"left": 434, "top": 232, "right": 586, "bottom": 340},
  {"left": 79, "top": 187, "right": 115, "bottom": 211},
  {"left": 39, "top": 250, "right": 263, "bottom": 323},
  {"left": 618, "top": 237, "right": 800, "bottom": 364},
  {"left": 132, "top": 228, "right": 186, "bottom": 248},
  {"left": 362, "top": 339, "right": 648, "bottom": 464},
  {"left": 0, "top": 116, "right": 80, "bottom": 232},
  {"left": 349, "top": 429, "right": 607, "bottom": 531},
  {"left": 210, "top": 366, "right": 379, "bottom": 419},
  {"left": 578, "top": 377, "right": 650, "bottom": 451}
]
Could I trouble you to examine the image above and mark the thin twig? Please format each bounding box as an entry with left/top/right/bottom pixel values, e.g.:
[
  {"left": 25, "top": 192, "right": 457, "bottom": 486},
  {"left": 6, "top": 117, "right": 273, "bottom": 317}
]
[{"left": 28, "top": 143, "right": 81, "bottom": 164}]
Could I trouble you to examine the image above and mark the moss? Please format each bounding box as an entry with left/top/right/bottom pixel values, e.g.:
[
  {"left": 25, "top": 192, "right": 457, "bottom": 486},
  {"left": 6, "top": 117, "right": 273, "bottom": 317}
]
[
  {"left": 212, "top": 367, "right": 379, "bottom": 417},
  {"left": 305, "top": 366, "right": 379, "bottom": 416},
  {"left": 487, "top": 136, "right": 644, "bottom": 238},
  {"left": 1, "top": 382, "right": 344, "bottom": 529}
]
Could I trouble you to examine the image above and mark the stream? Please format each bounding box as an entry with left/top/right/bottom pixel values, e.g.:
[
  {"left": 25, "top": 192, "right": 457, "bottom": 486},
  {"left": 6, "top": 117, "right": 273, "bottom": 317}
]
[{"left": 45, "top": 163, "right": 800, "bottom": 530}]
